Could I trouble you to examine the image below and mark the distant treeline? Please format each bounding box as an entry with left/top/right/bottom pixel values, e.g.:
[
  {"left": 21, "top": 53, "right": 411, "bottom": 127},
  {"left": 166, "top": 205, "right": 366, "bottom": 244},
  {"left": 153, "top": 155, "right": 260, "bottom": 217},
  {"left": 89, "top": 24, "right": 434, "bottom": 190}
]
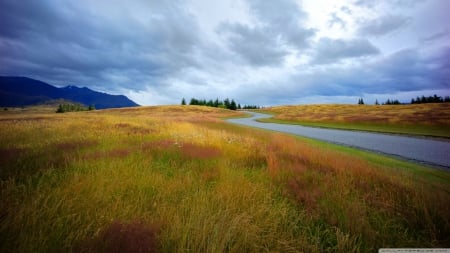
[
  {"left": 358, "top": 98, "right": 400, "bottom": 105},
  {"left": 411, "top": 95, "right": 450, "bottom": 104},
  {"left": 358, "top": 94, "right": 450, "bottom": 105},
  {"left": 382, "top": 99, "right": 401, "bottom": 105},
  {"left": 181, "top": 98, "right": 261, "bottom": 110},
  {"left": 56, "top": 103, "right": 95, "bottom": 113}
]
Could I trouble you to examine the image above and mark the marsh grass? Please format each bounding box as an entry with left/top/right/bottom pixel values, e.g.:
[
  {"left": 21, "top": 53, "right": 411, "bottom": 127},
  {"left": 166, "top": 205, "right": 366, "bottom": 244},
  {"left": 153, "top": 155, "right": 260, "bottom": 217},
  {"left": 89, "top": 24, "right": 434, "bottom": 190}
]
[
  {"left": 260, "top": 103, "right": 450, "bottom": 137},
  {"left": 0, "top": 105, "right": 449, "bottom": 252}
]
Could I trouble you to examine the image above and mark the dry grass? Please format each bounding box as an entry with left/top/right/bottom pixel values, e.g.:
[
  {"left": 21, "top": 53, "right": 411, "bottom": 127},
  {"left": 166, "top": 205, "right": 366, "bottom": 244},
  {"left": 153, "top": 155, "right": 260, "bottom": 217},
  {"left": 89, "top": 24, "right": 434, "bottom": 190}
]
[
  {"left": 0, "top": 105, "right": 449, "bottom": 252},
  {"left": 75, "top": 220, "right": 161, "bottom": 253},
  {"left": 261, "top": 103, "right": 450, "bottom": 137}
]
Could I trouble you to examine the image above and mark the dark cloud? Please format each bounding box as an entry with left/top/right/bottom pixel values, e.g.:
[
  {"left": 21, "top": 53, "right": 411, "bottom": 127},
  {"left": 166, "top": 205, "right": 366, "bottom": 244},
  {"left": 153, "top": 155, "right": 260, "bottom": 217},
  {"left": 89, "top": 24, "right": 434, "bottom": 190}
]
[
  {"left": 289, "top": 46, "right": 449, "bottom": 100},
  {"left": 357, "top": 15, "right": 411, "bottom": 37},
  {"left": 246, "top": 0, "right": 315, "bottom": 48},
  {"left": 0, "top": 0, "right": 201, "bottom": 91},
  {"left": 218, "top": 23, "right": 288, "bottom": 66},
  {"left": 312, "top": 38, "right": 380, "bottom": 64},
  {"left": 218, "top": 0, "right": 315, "bottom": 66},
  {"left": 0, "top": 0, "right": 448, "bottom": 105}
]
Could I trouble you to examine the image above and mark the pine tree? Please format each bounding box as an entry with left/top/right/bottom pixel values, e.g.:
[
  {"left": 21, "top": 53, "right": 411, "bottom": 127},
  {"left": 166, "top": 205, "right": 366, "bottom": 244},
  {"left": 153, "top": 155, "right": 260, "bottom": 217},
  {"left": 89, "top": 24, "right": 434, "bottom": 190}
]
[
  {"left": 189, "top": 98, "right": 198, "bottom": 105},
  {"left": 224, "top": 98, "right": 230, "bottom": 109},
  {"left": 230, "top": 99, "right": 237, "bottom": 110},
  {"left": 181, "top": 98, "right": 186, "bottom": 105}
]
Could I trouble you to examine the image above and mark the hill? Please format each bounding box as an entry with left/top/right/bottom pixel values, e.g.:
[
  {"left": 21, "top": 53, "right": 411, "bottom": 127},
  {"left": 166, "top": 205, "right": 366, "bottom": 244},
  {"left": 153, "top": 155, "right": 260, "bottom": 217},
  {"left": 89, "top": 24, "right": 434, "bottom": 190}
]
[{"left": 0, "top": 76, "right": 139, "bottom": 109}]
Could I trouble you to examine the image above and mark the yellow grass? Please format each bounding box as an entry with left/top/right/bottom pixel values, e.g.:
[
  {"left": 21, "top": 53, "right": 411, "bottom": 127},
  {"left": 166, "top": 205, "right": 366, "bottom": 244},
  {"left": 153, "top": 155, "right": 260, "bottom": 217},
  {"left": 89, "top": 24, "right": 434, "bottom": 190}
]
[
  {"left": 0, "top": 105, "right": 449, "bottom": 252},
  {"left": 261, "top": 103, "right": 450, "bottom": 137}
]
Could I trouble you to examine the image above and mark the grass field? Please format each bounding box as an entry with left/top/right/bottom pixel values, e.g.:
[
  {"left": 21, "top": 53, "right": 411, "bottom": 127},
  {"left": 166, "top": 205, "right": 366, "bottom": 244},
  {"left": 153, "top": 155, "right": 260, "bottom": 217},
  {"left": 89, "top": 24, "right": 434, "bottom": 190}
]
[
  {"left": 259, "top": 103, "right": 450, "bottom": 138},
  {"left": 1, "top": 105, "right": 449, "bottom": 252}
]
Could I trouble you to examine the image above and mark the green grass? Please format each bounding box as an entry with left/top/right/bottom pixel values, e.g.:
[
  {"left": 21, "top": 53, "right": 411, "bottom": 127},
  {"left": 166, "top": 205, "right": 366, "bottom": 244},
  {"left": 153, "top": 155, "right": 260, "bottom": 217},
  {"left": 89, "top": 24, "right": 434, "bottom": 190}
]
[{"left": 1, "top": 105, "right": 449, "bottom": 252}]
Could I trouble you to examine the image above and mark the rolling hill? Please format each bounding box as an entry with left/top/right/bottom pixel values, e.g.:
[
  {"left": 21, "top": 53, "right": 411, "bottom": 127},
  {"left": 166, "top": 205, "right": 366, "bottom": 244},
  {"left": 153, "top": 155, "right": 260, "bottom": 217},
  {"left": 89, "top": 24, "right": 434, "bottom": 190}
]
[{"left": 0, "top": 76, "right": 139, "bottom": 109}]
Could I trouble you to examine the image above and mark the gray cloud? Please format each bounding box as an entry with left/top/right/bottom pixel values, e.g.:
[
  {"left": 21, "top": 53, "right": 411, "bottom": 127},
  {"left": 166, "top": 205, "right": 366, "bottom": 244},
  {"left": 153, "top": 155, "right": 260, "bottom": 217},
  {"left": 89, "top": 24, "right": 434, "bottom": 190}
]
[
  {"left": 246, "top": 0, "right": 315, "bottom": 47},
  {"left": 421, "top": 30, "right": 450, "bottom": 43},
  {"left": 312, "top": 38, "right": 380, "bottom": 64},
  {"left": 357, "top": 15, "right": 411, "bottom": 37},
  {"left": 328, "top": 13, "right": 346, "bottom": 28},
  {"left": 298, "top": 46, "right": 449, "bottom": 98},
  {"left": 246, "top": 46, "right": 448, "bottom": 105},
  {"left": 218, "top": 0, "right": 315, "bottom": 66},
  {"left": 0, "top": 0, "right": 448, "bottom": 106},
  {"left": 218, "top": 23, "right": 288, "bottom": 66},
  {"left": 353, "top": 0, "right": 424, "bottom": 9},
  {"left": 0, "top": 0, "right": 201, "bottom": 91}
]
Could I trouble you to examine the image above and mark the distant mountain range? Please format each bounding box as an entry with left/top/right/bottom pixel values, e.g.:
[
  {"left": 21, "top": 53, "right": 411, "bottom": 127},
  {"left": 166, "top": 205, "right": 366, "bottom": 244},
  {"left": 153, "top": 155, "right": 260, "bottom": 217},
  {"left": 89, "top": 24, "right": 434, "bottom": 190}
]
[{"left": 0, "top": 76, "right": 139, "bottom": 109}]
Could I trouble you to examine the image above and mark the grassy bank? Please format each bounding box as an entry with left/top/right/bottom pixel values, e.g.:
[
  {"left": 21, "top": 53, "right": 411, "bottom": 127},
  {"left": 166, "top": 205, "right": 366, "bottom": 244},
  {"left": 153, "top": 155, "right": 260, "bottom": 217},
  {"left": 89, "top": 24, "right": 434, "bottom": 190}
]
[
  {"left": 260, "top": 103, "right": 450, "bottom": 138},
  {"left": 1, "top": 105, "right": 449, "bottom": 252}
]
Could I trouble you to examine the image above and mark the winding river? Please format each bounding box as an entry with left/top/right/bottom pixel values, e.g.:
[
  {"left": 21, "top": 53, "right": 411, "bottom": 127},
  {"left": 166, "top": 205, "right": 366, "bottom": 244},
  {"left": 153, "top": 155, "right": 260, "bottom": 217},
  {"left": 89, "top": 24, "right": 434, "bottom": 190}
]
[{"left": 227, "top": 111, "right": 450, "bottom": 169}]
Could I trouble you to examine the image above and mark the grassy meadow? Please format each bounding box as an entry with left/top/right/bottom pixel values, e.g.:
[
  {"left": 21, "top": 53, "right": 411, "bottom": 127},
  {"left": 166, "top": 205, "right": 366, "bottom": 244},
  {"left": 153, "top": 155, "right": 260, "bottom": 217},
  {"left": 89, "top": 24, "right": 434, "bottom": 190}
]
[
  {"left": 260, "top": 103, "right": 450, "bottom": 138},
  {"left": 1, "top": 105, "right": 449, "bottom": 252}
]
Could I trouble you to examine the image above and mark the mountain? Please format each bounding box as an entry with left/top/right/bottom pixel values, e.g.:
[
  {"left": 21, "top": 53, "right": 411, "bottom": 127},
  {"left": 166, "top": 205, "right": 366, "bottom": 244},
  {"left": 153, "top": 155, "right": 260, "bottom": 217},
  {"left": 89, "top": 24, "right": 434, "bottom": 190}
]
[{"left": 0, "top": 76, "right": 139, "bottom": 109}]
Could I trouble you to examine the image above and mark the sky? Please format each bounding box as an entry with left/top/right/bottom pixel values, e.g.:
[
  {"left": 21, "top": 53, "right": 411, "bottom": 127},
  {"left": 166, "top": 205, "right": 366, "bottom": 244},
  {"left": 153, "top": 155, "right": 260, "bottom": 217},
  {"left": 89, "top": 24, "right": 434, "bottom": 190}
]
[{"left": 0, "top": 0, "right": 449, "bottom": 106}]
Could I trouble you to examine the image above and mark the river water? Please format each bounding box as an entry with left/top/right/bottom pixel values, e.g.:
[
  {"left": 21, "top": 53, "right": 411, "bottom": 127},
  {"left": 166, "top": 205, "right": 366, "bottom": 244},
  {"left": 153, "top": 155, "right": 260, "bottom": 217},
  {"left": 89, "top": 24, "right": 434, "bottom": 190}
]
[{"left": 227, "top": 111, "right": 450, "bottom": 169}]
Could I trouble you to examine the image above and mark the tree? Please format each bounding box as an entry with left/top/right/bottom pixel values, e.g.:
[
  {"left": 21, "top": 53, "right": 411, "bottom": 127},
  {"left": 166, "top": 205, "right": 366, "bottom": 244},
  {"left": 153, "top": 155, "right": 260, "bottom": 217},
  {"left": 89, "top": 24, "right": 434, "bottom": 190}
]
[
  {"left": 181, "top": 98, "right": 186, "bottom": 105},
  {"left": 230, "top": 99, "right": 237, "bottom": 110},
  {"left": 184, "top": 97, "right": 260, "bottom": 110},
  {"left": 375, "top": 99, "right": 379, "bottom": 105},
  {"left": 224, "top": 98, "right": 230, "bottom": 109},
  {"left": 358, "top": 98, "right": 364, "bottom": 105},
  {"left": 420, "top": 96, "right": 426, "bottom": 103},
  {"left": 189, "top": 98, "right": 198, "bottom": 105},
  {"left": 56, "top": 104, "right": 65, "bottom": 113},
  {"left": 88, "top": 104, "right": 95, "bottom": 110}
]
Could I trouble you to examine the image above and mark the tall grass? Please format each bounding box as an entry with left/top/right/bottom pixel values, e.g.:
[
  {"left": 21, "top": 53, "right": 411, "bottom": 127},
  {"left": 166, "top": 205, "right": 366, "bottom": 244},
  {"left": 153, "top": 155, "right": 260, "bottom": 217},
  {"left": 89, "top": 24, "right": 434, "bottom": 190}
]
[{"left": 1, "top": 105, "right": 449, "bottom": 252}]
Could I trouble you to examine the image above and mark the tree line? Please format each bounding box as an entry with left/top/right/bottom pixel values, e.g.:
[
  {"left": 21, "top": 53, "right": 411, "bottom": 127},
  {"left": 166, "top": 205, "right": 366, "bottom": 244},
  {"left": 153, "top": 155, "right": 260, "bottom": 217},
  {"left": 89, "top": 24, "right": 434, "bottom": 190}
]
[
  {"left": 181, "top": 98, "right": 261, "bottom": 110},
  {"left": 411, "top": 95, "right": 450, "bottom": 104},
  {"left": 358, "top": 94, "right": 450, "bottom": 105},
  {"left": 56, "top": 103, "right": 95, "bottom": 113}
]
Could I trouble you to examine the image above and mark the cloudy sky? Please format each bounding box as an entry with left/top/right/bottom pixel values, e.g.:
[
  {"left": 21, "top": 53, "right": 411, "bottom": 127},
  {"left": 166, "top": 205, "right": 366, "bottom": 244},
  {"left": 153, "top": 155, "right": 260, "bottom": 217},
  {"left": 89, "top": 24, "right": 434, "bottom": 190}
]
[{"left": 1, "top": 0, "right": 449, "bottom": 106}]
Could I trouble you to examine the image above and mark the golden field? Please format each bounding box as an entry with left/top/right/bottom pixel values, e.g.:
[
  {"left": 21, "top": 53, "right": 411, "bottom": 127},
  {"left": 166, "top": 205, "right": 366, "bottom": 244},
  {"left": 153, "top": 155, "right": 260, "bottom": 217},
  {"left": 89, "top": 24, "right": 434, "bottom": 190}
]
[
  {"left": 260, "top": 103, "right": 450, "bottom": 138},
  {"left": 0, "top": 105, "right": 449, "bottom": 252}
]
